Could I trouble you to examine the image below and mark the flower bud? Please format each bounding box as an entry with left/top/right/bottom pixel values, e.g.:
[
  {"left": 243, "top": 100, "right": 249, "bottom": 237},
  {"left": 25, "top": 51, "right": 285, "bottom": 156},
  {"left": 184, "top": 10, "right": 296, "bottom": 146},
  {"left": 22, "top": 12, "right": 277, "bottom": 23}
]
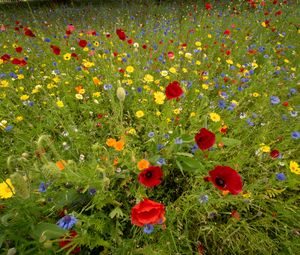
[{"left": 116, "top": 87, "right": 126, "bottom": 102}]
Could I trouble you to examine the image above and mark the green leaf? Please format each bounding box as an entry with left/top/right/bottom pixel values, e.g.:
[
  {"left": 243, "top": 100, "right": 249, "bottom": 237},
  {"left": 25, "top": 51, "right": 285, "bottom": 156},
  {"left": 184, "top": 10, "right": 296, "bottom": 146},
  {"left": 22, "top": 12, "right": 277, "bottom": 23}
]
[
  {"left": 176, "top": 156, "right": 204, "bottom": 172},
  {"left": 109, "top": 207, "right": 124, "bottom": 219},
  {"left": 32, "top": 223, "right": 67, "bottom": 242},
  {"left": 175, "top": 152, "right": 194, "bottom": 157},
  {"left": 222, "top": 137, "right": 241, "bottom": 147}
]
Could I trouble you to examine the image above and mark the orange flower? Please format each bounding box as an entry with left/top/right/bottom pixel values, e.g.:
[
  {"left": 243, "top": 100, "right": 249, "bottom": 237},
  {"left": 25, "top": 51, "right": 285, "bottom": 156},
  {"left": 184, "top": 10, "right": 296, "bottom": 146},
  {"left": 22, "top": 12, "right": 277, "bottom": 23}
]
[
  {"left": 92, "top": 77, "right": 101, "bottom": 85},
  {"left": 106, "top": 138, "right": 117, "bottom": 147},
  {"left": 56, "top": 160, "right": 66, "bottom": 170},
  {"left": 113, "top": 157, "right": 119, "bottom": 166},
  {"left": 137, "top": 159, "right": 150, "bottom": 170},
  {"left": 75, "top": 85, "right": 83, "bottom": 93},
  {"left": 114, "top": 140, "right": 125, "bottom": 151}
]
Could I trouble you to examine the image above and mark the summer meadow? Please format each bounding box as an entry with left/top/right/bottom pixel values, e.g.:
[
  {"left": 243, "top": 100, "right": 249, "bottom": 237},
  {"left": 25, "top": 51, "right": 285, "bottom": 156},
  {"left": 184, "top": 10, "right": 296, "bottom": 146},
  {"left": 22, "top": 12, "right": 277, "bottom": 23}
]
[{"left": 0, "top": 0, "right": 299, "bottom": 254}]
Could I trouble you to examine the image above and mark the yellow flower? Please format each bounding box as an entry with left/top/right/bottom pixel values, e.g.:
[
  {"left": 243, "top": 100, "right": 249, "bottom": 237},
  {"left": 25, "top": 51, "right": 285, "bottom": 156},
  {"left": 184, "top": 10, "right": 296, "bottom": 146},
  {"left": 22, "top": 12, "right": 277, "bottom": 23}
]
[
  {"left": 209, "top": 112, "right": 221, "bottom": 122},
  {"left": 0, "top": 80, "right": 9, "bottom": 88},
  {"left": 75, "top": 94, "right": 83, "bottom": 100},
  {"left": 185, "top": 52, "right": 192, "bottom": 59},
  {"left": 196, "top": 60, "right": 201, "bottom": 65},
  {"left": 260, "top": 144, "right": 270, "bottom": 153},
  {"left": 161, "top": 70, "right": 168, "bottom": 77},
  {"left": 190, "top": 112, "right": 196, "bottom": 117},
  {"left": 56, "top": 100, "right": 64, "bottom": 108},
  {"left": 182, "top": 68, "right": 188, "bottom": 73},
  {"left": 63, "top": 53, "right": 71, "bottom": 60},
  {"left": 195, "top": 41, "right": 201, "bottom": 47},
  {"left": 93, "top": 41, "right": 99, "bottom": 47},
  {"left": 126, "top": 65, "right": 134, "bottom": 73},
  {"left": 173, "top": 108, "right": 181, "bottom": 115},
  {"left": 252, "top": 92, "right": 260, "bottom": 97},
  {"left": 290, "top": 161, "right": 300, "bottom": 175},
  {"left": 20, "top": 95, "right": 29, "bottom": 101},
  {"left": 207, "top": 34, "right": 212, "bottom": 38},
  {"left": 153, "top": 91, "right": 166, "bottom": 105},
  {"left": 144, "top": 74, "right": 154, "bottom": 83},
  {"left": 135, "top": 110, "right": 144, "bottom": 118},
  {"left": 0, "top": 179, "right": 14, "bottom": 199},
  {"left": 156, "top": 111, "right": 161, "bottom": 116},
  {"left": 202, "top": 84, "right": 209, "bottom": 90},
  {"left": 93, "top": 77, "right": 102, "bottom": 85},
  {"left": 17, "top": 74, "right": 24, "bottom": 80},
  {"left": 15, "top": 116, "right": 24, "bottom": 122},
  {"left": 128, "top": 128, "right": 137, "bottom": 135},
  {"left": 93, "top": 92, "right": 101, "bottom": 98},
  {"left": 169, "top": 67, "right": 177, "bottom": 74},
  {"left": 226, "top": 59, "right": 233, "bottom": 65}
]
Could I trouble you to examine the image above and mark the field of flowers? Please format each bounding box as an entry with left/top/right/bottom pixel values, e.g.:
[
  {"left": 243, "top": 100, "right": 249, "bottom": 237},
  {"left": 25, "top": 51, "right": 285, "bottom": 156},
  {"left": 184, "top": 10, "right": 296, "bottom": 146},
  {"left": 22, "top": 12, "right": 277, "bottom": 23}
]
[{"left": 0, "top": 0, "right": 299, "bottom": 254}]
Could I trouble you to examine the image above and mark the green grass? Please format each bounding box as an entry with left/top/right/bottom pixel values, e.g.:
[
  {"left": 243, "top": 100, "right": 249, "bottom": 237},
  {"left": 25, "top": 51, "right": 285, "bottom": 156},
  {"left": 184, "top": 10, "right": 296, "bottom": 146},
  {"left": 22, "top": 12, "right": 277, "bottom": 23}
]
[{"left": 0, "top": 0, "right": 299, "bottom": 254}]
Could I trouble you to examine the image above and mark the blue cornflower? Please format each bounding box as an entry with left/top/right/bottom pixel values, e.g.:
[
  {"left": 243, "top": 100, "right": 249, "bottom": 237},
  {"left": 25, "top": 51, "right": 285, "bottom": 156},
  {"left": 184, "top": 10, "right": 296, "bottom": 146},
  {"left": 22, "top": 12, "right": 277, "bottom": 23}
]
[
  {"left": 290, "top": 88, "right": 297, "bottom": 94},
  {"left": 175, "top": 137, "right": 183, "bottom": 144},
  {"left": 199, "top": 194, "right": 209, "bottom": 204},
  {"left": 270, "top": 96, "right": 280, "bottom": 105},
  {"left": 191, "top": 144, "right": 198, "bottom": 154},
  {"left": 88, "top": 188, "right": 97, "bottom": 196},
  {"left": 291, "top": 131, "right": 300, "bottom": 140},
  {"left": 104, "top": 84, "right": 112, "bottom": 90},
  {"left": 157, "top": 144, "right": 164, "bottom": 151},
  {"left": 137, "top": 87, "right": 142, "bottom": 93},
  {"left": 5, "top": 125, "right": 13, "bottom": 132},
  {"left": 148, "top": 132, "right": 155, "bottom": 138},
  {"left": 276, "top": 173, "right": 286, "bottom": 181},
  {"left": 57, "top": 215, "right": 77, "bottom": 230},
  {"left": 157, "top": 158, "right": 166, "bottom": 165},
  {"left": 44, "top": 38, "right": 51, "bottom": 42},
  {"left": 38, "top": 182, "right": 49, "bottom": 192},
  {"left": 164, "top": 134, "right": 170, "bottom": 139},
  {"left": 290, "top": 111, "right": 298, "bottom": 117},
  {"left": 143, "top": 224, "right": 154, "bottom": 234},
  {"left": 246, "top": 118, "right": 254, "bottom": 126}
]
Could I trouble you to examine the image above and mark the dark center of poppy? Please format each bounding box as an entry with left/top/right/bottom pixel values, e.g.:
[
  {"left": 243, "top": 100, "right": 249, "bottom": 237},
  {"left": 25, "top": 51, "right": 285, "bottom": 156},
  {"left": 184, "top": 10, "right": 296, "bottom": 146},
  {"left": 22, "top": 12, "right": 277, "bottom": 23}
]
[
  {"left": 215, "top": 177, "right": 226, "bottom": 187},
  {"left": 146, "top": 171, "right": 153, "bottom": 178}
]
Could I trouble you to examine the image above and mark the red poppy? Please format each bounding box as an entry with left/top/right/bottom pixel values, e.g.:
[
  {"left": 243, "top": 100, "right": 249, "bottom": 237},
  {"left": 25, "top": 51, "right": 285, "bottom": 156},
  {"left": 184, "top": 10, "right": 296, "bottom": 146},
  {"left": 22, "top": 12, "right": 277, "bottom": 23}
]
[
  {"left": 142, "top": 44, "right": 147, "bottom": 49},
  {"left": 50, "top": 45, "right": 61, "bottom": 55},
  {"left": 78, "top": 39, "right": 87, "bottom": 48},
  {"left": 138, "top": 166, "right": 163, "bottom": 187},
  {"left": 275, "top": 10, "right": 282, "bottom": 16},
  {"left": 116, "top": 29, "right": 126, "bottom": 41},
  {"left": 24, "top": 28, "right": 35, "bottom": 37},
  {"left": 223, "top": 29, "right": 231, "bottom": 35},
  {"left": 127, "top": 39, "right": 134, "bottom": 45},
  {"left": 1, "top": 54, "right": 11, "bottom": 62},
  {"left": 11, "top": 58, "right": 27, "bottom": 66},
  {"left": 205, "top": 166, "right": 242, "bottom": 195},
  {"left": 195, "top": 128, "right": 216, "bottom": 151},
  {"left": 165, "top": 81, "right": 183, "bottom": 100},
  {"left": 59, "top": 230, "right": 80, "bottom": 254},
  {"left": 270, "top": 149, "right": 280, "bottom": 158},
  {"left": 131, "top": 198, "right": 165, "bottom": 227},
  {"left": 15, "top": 47, "right": 23, "bottom": 53},
  {"left": 205, "top": 3, "right": 212, "bottom": 10}
]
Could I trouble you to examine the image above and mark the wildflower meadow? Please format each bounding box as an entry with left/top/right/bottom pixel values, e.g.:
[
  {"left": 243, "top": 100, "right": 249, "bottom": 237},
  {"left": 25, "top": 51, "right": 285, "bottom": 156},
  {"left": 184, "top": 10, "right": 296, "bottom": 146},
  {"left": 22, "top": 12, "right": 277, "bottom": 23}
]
[{"left": 0, "top": 0, "right": 299, "bottom": 254}]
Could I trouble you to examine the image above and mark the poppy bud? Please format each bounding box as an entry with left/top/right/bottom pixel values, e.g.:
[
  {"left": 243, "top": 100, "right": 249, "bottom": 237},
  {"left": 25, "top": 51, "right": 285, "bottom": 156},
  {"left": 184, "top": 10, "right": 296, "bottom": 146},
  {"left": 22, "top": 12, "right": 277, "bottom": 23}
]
[{"left": 116, "top": 87, "right": 126, "bottom": 102}]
